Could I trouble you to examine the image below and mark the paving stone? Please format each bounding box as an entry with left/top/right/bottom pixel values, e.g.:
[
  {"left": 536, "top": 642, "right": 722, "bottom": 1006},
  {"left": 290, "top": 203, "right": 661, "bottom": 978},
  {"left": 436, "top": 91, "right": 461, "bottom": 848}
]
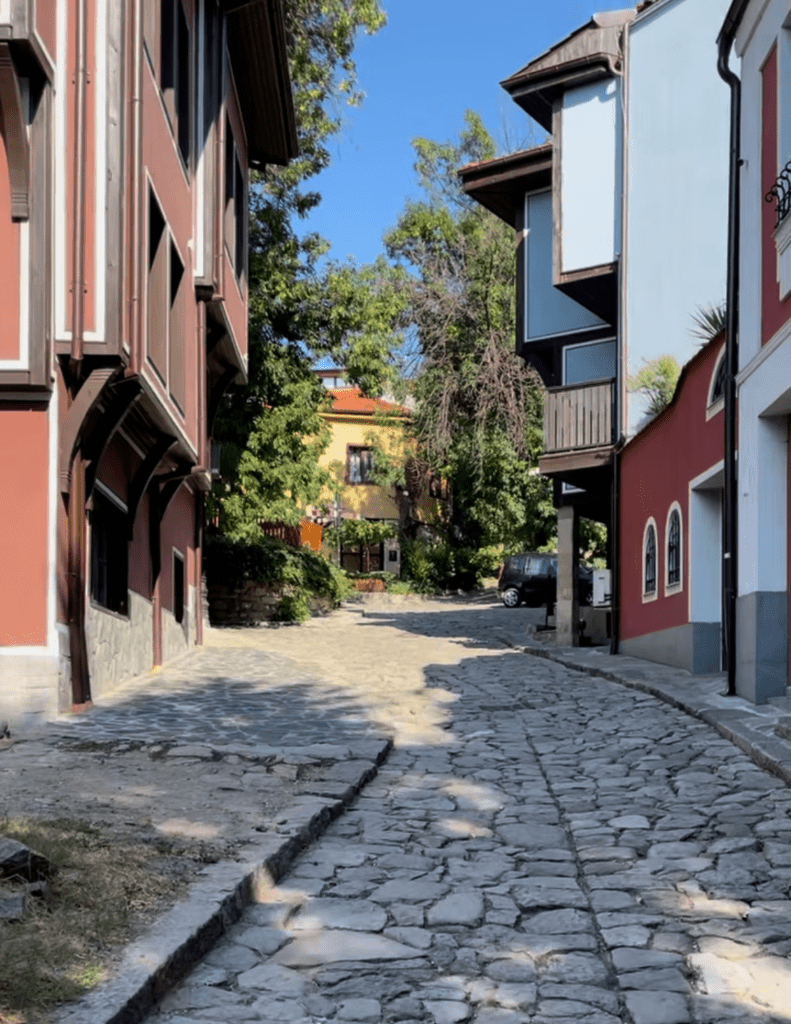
[
  {"left": 623, "top": 991, "right": 689, "bottom": 1024},
  {"left": 337, "top": 998, "right": 381, "bottom": 1021},
  {"left": 424, "top": 1000, "right": 472, "bottom": 1023},
  {"left": 272, "top": 930, "right": 426, "bottom": 966},
  {"left": 368, "top": 878, "right": 449, "bottom": 903},
  {"left": 235, "top": 962, "right": 309, "bottom": 996},
  {"left": 289, "top": 898, "right": 387, "bottom": 932},
  {"left": 426, "top": 891, "right": 484, "bottom": 926}
]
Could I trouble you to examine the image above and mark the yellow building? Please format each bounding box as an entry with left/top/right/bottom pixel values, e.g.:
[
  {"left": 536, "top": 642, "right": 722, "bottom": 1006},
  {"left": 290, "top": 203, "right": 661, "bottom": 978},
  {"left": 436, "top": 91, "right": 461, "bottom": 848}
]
[{"left": 309, "top": 372, "right": 443, "bottom": 574}]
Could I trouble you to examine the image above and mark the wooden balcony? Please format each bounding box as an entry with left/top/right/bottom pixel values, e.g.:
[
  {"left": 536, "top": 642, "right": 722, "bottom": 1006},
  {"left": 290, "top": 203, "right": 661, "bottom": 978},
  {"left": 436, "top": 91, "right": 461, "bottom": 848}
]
[{"left": 541, "top": 379, "right": 615, "bottom": 475}]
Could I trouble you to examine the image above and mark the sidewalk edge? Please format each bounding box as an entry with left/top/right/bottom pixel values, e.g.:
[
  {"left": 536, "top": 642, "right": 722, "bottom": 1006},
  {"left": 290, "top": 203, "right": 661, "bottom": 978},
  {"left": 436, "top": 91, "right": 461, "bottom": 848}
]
[{"left": 55, "top": 737, "right": 392, "bottom": 1024}]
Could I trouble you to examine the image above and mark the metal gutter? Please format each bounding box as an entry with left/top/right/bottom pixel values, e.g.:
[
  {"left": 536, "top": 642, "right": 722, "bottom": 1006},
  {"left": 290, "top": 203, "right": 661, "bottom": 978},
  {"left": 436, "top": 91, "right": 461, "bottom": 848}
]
[
  {"left": 69, "top": 0, "right": 88, "bottom": 374},
  {"left": 716, "top": 10, "right": 743, "bottom": 697}
]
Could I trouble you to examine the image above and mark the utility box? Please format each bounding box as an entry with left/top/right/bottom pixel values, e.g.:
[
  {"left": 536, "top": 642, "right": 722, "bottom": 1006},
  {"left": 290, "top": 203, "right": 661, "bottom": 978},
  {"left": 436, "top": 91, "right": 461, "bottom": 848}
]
[
  {"left": 384, "top": 538, "right": 401, "bottom": 577},
  {"left": 593, "top": 569, "right": 611, "bottom": 608}
]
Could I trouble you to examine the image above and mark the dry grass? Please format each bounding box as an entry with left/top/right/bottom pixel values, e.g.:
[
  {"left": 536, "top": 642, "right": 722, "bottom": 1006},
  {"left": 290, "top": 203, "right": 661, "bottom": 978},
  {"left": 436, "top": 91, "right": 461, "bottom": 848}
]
[{"left": 0, "top": 818, "right": 194, "bottom": 1024}]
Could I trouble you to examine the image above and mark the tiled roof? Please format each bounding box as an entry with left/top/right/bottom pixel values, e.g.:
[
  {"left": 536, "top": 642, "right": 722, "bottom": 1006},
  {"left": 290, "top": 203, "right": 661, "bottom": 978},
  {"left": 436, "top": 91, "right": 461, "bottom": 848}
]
[{"left": 327, "top": 388, "right": 408, "bottom": 416}]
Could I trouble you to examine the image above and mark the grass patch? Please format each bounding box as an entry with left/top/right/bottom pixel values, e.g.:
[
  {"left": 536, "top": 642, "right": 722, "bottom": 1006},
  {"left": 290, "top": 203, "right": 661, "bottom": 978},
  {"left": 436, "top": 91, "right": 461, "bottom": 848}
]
[{"left": 0, "top": 818, "right": 192, "bottom": 1023}]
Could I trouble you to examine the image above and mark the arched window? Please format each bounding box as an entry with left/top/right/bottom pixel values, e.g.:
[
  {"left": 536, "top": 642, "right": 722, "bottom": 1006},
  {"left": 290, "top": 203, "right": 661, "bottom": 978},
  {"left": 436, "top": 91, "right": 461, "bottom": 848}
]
[
  {"left": 708, "top": 346, "right": 726, "bottom": 408},
  {"left": 644, "top": 521, "right": 657, "bottom": 597},
  {"left": 666, "top": 506, "right": 682, "bottom": 588}
]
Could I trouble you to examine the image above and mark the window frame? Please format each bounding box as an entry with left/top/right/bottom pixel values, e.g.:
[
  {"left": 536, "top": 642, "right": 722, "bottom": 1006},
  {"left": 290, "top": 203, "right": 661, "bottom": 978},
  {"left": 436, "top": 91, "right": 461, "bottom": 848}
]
[
  {"left": 706, "top": 344, "right": 726, "bottom": 420},
  {"left": 145, "top": 0, "right": 192, "bottom": 173},
  {"left": 173, "top": 549, "right": 185, "bottom": 625},
  {"left": 146, "top": 183, "right": 186, "bottom": 414},
  {"left": 665, "top": 503, "right": 683, "bottom": 595},
  {"left": 224, "top": 116, "right": 247, "bottom": 284},
  {"left": 642, "top": 518, "right": 658, "bottom": 602},
  {"left": 346, "top": 445, "right": 374, "bottom": 485},
  {"left": 90, "top": 485, "right": 130, "bottom": 618}
]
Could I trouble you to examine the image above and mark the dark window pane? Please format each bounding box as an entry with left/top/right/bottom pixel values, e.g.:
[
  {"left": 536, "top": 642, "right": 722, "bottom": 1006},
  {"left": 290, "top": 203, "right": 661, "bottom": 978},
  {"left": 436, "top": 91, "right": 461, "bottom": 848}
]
[
  {"left": 173, "top": 551, "right": 185, "bottom": 624},
  {"left": 667, "top": 510, "right": 681, "bottom": 586},
  {"left": 644, "top": 525, "right": 656, "bottom": 595},
  {"left": 91, "top": 492, "right": 129, "bottom": 615}
]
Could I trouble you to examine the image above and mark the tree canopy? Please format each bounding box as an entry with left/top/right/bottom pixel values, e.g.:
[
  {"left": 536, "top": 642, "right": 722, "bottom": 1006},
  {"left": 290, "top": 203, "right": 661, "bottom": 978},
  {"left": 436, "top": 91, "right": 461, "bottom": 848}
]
[
  {"left": 384, "top": 112, "right": 554, "bottom": 551},
  {"left": 210, "top": 0, "right": 402, "bottom": 540}
]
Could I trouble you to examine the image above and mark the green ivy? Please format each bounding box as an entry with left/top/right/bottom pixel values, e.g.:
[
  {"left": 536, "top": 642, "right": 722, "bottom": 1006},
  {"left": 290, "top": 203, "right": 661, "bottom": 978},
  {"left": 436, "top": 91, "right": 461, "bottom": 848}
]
[{"left": 204, "top": 536, "right": 352, "bottom": 621}]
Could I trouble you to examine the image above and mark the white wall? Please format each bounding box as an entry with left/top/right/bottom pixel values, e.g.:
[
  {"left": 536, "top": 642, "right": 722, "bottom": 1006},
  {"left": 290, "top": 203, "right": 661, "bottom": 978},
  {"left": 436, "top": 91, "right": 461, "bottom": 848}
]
[
  {"left": 561, "top": 79, "right": 618, "bottom": 273},
  {"left": 525, "top": 191, "right": 605, "bottom": 340},
  {"left": 624, "top": 0, "right": 731, "bottom": 434}
]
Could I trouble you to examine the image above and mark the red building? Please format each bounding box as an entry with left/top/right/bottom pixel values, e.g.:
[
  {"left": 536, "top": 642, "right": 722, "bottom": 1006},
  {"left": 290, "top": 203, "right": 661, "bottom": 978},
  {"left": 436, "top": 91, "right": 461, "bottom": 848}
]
[
  {"left": 619, "top": 335, "right": 726, "bottom": 673},
  {"left": 0, "top": 0, "right": 296, "bottom": 729}
]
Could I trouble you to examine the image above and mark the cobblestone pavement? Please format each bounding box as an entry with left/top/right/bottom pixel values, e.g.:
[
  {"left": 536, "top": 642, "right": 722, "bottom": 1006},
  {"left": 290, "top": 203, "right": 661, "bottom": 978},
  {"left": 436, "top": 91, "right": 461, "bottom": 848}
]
[{"left": 142, "top": 602, "right": 791, "bottom": 1024}]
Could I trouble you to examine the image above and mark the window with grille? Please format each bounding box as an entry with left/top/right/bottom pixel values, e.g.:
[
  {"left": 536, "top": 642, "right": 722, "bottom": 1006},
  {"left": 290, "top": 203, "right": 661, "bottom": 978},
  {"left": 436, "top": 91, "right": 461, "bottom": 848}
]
[
  {"left": 667, "top": 508, "right": 681, "bottom": 587},
  {"left": 644, "top": 523, "right": 657, "bottom": 596}
]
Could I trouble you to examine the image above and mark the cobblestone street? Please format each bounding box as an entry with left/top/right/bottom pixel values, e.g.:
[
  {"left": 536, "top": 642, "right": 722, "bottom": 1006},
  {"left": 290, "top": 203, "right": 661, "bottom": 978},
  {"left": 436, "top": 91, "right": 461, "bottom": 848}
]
[{"left": 134, "top": 600, "right": 791, "bottom": 1024}]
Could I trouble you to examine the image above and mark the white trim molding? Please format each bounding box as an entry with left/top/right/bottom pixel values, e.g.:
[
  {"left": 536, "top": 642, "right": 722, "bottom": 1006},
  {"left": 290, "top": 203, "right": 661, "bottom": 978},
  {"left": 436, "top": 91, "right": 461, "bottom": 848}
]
[{"left": 664, "top": 501, "right": 684, "bottom": 597}]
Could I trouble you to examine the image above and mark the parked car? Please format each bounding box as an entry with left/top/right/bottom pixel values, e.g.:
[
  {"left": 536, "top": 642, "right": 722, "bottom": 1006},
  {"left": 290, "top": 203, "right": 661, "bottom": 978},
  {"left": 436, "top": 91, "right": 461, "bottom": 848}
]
[{"left": 497, "top": 553, "right": 592, "bottom": 608}]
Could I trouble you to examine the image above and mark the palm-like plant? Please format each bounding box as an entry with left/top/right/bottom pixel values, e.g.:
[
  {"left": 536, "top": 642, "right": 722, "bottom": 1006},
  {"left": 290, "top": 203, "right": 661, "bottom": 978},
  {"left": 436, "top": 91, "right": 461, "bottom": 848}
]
[{"left": 690, "top": 301, "right": 726, "bottom": 344}]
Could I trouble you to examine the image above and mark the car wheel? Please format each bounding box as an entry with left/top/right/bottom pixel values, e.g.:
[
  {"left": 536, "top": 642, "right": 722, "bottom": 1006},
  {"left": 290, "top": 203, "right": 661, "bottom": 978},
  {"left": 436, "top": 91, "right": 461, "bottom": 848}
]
[{"left": 501, "top": 587, "right": 521, "bottom": 608}]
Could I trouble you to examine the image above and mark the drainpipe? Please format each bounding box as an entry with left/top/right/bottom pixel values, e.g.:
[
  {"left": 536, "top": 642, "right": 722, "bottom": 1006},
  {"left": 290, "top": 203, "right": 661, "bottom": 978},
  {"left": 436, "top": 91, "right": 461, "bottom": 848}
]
[
  {"left": 609, "top": 441, "right": 622, "bottom": 655},
  {"left": 69, "top": 0, "right": 88, "bottom": 375},
  {"left": 66, "top": 0, "right": 91, "bottom": 706},
  {"left": 717, "top": 16, "right": 742, "bottom": 697},
  {"left": 128, "top": 0, "right": 143, "bottom": 371}
]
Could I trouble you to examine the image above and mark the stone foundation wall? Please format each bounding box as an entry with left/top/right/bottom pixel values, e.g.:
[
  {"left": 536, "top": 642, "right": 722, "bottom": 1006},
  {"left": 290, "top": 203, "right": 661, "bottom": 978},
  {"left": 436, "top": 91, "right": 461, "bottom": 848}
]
[
  {"left": 208, "top": 581, "right": 331, "bottom": 625},
  {"left": 162, "top": 585, "right": 195, "bottom": 664},
  {"left": 0, "top": 651, "right": 60, "bottom": 732},
  {"left": 86, "top": 591, "right": 153, "bottom": 700}
]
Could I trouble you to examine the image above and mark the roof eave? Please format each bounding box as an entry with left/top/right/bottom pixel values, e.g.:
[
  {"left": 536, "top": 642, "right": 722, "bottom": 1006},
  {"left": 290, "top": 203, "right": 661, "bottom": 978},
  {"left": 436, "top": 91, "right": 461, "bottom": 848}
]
[
  {"left": 459, "top": 145, "right": 553, "bottom": 227},
  {"left": 224, "top": 0, "right": 299, "bottom": 167}
]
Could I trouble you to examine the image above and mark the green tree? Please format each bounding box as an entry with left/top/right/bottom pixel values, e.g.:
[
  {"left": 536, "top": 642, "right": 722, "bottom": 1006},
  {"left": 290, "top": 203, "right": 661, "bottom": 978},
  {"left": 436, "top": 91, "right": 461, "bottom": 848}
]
[
  {"left": 384, "top": 112, "right": 553, "bottom": 551},
  {"left": 211, "top": 0, "right": 404, "bottom": 539},
  {"left": 628, "top": 355, "right": 682, "bottom": 418}
]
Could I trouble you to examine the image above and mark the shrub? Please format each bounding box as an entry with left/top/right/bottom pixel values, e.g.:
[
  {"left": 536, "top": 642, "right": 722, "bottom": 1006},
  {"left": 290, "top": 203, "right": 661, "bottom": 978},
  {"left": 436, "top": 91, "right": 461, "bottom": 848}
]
[
  {"left": 400, "top": 539, "right": 482, "bottom": 593},
  {"left": 204, "top": 535, "right": 352, "bottom": 621}
]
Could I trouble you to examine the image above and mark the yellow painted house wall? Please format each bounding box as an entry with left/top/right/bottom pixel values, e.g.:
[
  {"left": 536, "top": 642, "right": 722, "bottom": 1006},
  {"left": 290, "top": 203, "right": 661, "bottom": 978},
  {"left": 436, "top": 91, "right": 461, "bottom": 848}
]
[{"left": 319, "top": 412, "right": 401, "bottom": 520}]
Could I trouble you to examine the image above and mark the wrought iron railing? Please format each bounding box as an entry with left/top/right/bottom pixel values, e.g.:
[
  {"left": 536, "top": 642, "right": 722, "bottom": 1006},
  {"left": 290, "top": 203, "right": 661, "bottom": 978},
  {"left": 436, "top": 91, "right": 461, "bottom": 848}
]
[
  {"left": 766, "top": 159, "right": 791, "bottom": 229},
  {"left": 544, "top": 379, "right": 615, "bottom": 454}
]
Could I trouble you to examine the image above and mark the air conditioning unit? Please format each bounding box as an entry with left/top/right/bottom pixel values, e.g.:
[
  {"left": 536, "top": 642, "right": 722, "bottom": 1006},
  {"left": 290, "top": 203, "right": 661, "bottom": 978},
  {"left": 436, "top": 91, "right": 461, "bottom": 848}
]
[{"left": 593, "top": 569, "right": 611, "bottom": 608}]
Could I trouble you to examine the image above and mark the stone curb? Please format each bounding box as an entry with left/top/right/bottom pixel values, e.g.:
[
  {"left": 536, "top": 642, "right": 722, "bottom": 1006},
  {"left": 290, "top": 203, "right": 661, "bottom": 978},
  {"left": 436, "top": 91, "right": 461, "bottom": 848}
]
[
  {"left": 518, "top": 640, "right": 791, "bottom": 788},
  {"left": 54, "top": 737, "right": 392, "bottom": 1024}
]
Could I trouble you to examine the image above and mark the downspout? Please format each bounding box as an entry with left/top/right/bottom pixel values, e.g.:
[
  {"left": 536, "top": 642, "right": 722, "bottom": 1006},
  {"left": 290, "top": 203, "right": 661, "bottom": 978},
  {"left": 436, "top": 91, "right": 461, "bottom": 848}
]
[
  {"left": 69, "top": 0, "right": 88, "bottom": 374},
  {"left": 67, "top": 0, "right": 90, "bottom": 706},
  {"left": 717, "top": 16, "right": 741, "bottom": 697},
  {"left": 610, "top": 21, "right": 630, "bottom": 656},
  {"left": 129, "top": 0, "right": 143, "bottom": 371}
]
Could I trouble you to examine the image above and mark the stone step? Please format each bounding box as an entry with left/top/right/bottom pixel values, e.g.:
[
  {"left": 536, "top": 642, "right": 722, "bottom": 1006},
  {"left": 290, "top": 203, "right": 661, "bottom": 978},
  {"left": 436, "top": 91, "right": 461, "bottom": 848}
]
[
  {"left": 775, "top": 717, "right": 791, "bottom": 742},
  {"left": 767, "top": 690, "right": 791, "bottom": 712}
]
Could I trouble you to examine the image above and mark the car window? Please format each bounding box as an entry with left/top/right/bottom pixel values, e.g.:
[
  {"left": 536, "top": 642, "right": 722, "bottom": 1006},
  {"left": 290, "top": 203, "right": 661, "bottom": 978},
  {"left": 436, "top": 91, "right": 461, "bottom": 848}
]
[
  {"left": 506, "top": 556, "right": 526, "bottom": 575},
  {"left": 529, "top": 556, "right": 553, "bottom": 576}
]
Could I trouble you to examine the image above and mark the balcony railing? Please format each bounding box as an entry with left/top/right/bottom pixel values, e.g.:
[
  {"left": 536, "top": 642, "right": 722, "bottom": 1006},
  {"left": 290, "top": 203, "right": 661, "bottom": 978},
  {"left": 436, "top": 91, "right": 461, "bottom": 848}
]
[
  {"left": 544, "top": 379, "right": 614, "bottom": 454},
  {"left": 766, "top": 159, "right": 791, "bottom": 229}
]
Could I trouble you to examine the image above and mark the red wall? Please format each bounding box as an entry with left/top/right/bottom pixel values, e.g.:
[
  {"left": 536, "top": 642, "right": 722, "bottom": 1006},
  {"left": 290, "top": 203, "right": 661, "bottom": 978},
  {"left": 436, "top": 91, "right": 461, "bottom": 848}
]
[
  {"left": 762, "top": 45, "right": 791, "bottom": 344},
  {"left": 620, "top": 338, "right": 725, "bottom": 641},
  {"left": 0, "top": 406, "right": 49, "bottom": 645},
  {"left": 160, "top": 483, "right": 194, "bottom": 613}
]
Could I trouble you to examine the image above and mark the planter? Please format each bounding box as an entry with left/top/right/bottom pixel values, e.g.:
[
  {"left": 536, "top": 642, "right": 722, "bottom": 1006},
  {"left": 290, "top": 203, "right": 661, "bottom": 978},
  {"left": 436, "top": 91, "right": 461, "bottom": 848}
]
[{"left": 352, "top": 578, "right": 387, "bottom": 593}]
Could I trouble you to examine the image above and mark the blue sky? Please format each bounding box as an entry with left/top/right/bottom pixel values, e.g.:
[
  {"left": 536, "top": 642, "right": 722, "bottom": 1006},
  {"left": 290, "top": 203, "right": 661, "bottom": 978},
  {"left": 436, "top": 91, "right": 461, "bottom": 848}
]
[{"left": 302, "top": 0, "right": 632, "bottom": 267}]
